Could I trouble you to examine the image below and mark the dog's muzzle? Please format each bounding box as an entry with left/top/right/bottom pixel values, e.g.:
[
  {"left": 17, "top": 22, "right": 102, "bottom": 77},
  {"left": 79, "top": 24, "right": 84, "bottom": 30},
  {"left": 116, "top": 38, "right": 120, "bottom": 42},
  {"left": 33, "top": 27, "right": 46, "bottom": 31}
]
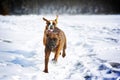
[
  {"left": 48, "top": 21, "right": 54, "bottom": 31},
  {"left": 48, "top": 25, "right": 54, "bottom": 31}
]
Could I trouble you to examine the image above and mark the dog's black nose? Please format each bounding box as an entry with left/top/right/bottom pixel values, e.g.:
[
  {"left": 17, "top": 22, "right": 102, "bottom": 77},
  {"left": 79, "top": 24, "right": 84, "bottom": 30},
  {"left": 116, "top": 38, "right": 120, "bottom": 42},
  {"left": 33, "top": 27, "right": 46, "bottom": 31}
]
[{"left": 50, "top": 26, "right": 53, "bottom": 29}]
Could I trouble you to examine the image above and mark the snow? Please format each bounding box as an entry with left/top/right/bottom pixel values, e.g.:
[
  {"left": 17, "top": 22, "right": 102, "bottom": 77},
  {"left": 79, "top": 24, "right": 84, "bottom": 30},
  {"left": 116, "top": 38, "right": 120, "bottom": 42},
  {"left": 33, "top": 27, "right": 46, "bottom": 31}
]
[{"left": 0, "top": 15, "right": 120, "bottom": 80}]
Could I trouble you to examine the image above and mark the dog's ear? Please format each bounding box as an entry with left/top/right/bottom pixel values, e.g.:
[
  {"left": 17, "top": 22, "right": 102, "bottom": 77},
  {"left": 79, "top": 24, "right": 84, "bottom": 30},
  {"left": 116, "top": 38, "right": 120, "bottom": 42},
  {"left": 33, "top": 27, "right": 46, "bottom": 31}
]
[
  {"left": 55, "top": 15, "right": 58, "bottom": 24},
  {"left": 43, "top": 17, "right": 49, "bottom": 22}
]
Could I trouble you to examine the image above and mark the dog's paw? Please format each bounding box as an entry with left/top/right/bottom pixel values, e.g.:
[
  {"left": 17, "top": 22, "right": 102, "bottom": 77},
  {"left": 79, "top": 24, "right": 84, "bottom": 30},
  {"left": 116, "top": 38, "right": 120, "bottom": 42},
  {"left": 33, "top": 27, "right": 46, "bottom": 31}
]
[
  {"left": 43, "top": 70, "right": 48, "bottom": 73},
  {"left": 52, "top": 59, "right": 57, "bottom": 64},
  {"left": 62, "top": 53, "right": 66, "bottom": 58}
]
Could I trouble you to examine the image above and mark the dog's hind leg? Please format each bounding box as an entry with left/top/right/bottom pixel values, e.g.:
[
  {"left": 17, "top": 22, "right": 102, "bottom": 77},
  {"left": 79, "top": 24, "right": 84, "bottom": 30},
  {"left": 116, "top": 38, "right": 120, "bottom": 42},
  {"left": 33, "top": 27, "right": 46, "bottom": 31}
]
[
  {"left": 62, "top": 48, "right": 66, "bottom": 58},
  {"left": 62, "top": 40, "right": 66, "bottom": 58}
]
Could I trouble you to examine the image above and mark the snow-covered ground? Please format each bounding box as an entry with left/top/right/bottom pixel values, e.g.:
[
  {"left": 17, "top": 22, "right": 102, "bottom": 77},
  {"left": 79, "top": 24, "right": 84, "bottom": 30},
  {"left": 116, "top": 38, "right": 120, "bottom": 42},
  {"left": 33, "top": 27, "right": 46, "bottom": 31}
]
[{"left": 0, "top": 15, "right": 120, "bottom": 80}]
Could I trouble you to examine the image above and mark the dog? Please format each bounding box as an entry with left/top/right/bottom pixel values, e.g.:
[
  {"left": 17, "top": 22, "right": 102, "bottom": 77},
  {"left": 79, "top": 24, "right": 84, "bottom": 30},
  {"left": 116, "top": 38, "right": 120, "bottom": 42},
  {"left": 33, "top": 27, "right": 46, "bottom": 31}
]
[{"left": 43, "top": 16, "right": 67, "bottom": 73}]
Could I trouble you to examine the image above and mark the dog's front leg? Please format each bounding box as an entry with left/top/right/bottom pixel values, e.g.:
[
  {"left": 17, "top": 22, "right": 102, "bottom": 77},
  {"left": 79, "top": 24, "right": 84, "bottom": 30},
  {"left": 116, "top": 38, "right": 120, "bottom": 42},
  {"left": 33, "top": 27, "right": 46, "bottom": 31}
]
[
  {"left": 53, "top": 47, "right": 61, "bottom": 62},
  {"left": 43, "top": 48, "right": 51, "bottom": 73}
]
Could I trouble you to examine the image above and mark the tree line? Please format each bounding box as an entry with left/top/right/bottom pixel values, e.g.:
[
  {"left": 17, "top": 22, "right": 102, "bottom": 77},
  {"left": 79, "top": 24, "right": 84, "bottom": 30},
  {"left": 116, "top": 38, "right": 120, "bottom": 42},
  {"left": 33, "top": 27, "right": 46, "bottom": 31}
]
[{"left": 0, "top": 0, "right": 120, "bottom": 15}]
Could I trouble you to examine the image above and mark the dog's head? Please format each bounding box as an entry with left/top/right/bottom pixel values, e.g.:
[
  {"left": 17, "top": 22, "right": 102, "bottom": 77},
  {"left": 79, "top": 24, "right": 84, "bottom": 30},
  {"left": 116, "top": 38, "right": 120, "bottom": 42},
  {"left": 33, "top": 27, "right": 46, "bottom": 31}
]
[
  {"left": 46, "top": 32, "right": 59, "bottom": 50},
  {"left": 43, "top": 15, "right": 58, "bottom": 32}
]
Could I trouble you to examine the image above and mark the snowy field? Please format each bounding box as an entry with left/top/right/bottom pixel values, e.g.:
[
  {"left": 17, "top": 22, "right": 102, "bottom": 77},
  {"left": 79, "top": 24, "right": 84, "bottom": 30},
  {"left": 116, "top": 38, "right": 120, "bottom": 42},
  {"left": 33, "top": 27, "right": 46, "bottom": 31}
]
[{"left": 0, "top": 15, "right": 120, "bottom": 80}]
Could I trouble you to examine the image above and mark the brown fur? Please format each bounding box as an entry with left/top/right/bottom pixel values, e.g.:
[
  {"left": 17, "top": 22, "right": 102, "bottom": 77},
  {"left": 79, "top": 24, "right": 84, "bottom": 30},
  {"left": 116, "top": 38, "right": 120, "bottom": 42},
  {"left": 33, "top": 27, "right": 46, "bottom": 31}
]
[{"left": 43, "top": 16, "right": 67, "bottom": 73}]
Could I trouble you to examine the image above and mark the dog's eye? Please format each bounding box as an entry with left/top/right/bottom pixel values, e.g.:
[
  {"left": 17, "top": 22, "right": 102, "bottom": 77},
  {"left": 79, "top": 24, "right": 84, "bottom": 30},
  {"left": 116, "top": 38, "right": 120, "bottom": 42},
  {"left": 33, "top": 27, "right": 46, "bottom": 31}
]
[
  {"left": 48, "top": 23, "right": 50, "bottom": 25},
  {"left": 47, "top": 22, "right": 50, "bottom": 25},
  {"left": 53, "top": 22, "right": 55, "bottom": 25}
]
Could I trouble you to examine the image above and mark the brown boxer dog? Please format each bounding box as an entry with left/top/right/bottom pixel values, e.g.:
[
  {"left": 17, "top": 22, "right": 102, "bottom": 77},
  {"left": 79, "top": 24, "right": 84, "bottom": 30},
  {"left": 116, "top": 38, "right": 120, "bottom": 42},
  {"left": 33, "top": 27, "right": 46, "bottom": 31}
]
[{"left": 43, "top": 16, "right": 67, "bottom": 73}]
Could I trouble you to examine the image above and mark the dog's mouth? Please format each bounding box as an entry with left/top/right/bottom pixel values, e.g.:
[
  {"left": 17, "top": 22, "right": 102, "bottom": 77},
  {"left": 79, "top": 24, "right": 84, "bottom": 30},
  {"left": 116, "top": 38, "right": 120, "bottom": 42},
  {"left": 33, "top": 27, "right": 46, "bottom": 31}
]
[{"left": 47, "top": 29, "right": 53, "bottom": 33}]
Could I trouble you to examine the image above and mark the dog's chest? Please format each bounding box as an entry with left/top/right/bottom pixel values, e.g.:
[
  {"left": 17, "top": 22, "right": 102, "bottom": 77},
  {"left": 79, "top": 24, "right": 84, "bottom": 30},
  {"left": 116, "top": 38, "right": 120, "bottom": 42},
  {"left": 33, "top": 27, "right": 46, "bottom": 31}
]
[
  {"left": 46, "top": 38, "right": 57, "bottom": 51},
  {"left": 45, "top": 27, "right": 61, "bottom": 50}
]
